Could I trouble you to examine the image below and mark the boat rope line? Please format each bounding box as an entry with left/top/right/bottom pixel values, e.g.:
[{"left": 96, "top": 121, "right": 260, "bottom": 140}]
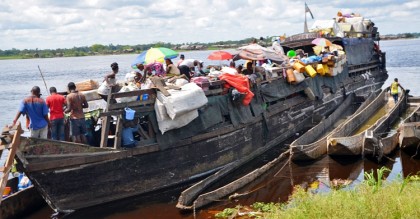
[
  {"left": 412, "top": 142, "right": 420, "bottom": 158},
  {"left": 227, "top": 159, "right": 292, "bottom": 200}
]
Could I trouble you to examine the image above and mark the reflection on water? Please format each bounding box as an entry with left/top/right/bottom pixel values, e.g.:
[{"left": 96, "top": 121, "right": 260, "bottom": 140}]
[{"left": 25, "top": 150, "right": 420, "bottom": 219}]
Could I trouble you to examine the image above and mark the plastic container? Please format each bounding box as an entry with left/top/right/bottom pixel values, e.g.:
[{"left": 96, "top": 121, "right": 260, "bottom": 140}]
[
  {"left": 316, "top": 64, "right": 325, "bottom": 75},
  {"left": 142, "top": 94, "right": 149, "bottom": 101},
  {"left": 293, "top": 61, "right": 305, "bottom": 73},
  {"left": 293, "top": 70, "right": 305, "bottom": 84},
  {"left": 286, "top": 68, "right": 296, "bottom": 83},
  {"left": 3, "top": 187, "right": 11, "bottom": 196},
  {"left": 125, "top": 107, "right": 135, "bottom": 120},
  {"left": 305, "top": 65, "right": 317, "bottom": 78},
  {"left": 323, "top": 64, "right": 329, "bottom": 75}
]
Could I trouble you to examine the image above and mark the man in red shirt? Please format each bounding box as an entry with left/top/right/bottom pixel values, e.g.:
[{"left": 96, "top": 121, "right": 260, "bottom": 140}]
[
  {"left": 65, "top": 82, "right": 88, "bottom": 144},
  {"left": 46, "top": 87, "right": 66, "bottom": 140}
]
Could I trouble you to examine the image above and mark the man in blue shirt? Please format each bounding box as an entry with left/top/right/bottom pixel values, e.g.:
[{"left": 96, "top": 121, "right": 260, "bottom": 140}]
[{"left": 12, "top": 86, "right": 50, "bottom": 138}]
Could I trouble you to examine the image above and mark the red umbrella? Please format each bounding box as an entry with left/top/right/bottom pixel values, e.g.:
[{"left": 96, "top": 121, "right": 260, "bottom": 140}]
[{"left": 207, "top": 51, "right": 233, "bottom": 60}]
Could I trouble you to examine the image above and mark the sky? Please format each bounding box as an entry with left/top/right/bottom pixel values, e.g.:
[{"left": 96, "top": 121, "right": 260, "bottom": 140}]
[{"left": 0, "top": 0, "right": 419, "bottom": 50}]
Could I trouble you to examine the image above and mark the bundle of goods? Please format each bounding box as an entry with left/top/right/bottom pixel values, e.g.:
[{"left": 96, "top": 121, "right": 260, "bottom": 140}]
[{"left": 76, "top": 80, "right": 99, "bottom": 92}]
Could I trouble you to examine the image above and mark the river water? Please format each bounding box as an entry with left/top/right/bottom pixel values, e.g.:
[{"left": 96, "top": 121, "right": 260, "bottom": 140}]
[{"left": 0, "top": 39, "right": 419, "bottom": 218}]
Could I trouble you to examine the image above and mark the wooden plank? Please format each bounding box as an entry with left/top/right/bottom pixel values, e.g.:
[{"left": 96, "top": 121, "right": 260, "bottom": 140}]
[
  {"left": 99, "top": 110, "right": 123, "bottom": 117},
  {"left": 0, "top": 122, "right": 22, "bottom": 204},
  {"left": 114, "top": 116, "right": 123, "bottom": 149},
  {"left": 111, "top": 89, "right": 156, "bottom": 99},
  {"left": 100, "top": 116, "right": 110, "bottom": 148},
  {"left": 25, "top": 150, "right": 130, "bottom": 172},
  {"left": 137, "top": 125, "right": 150, "bottom": 140},
  {"left": 108, "top": 99, "right": 155, "bottom": 110}
]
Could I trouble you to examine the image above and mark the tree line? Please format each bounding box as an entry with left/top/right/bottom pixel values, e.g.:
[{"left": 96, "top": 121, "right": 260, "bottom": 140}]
[{"left": 0, "top": 37, "right": 257, "bottom": 59}]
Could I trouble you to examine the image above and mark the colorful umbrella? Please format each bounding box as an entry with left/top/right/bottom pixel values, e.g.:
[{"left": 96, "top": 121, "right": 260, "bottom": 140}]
[
  {"left": 132, "top": 47, "right": 178, "bottom": 67},
  {"left": 311, "top": 38, "right": 333, "bottom": 47},
  {"left": 207, "top": 50, "right": 233, "bottom": 60}
]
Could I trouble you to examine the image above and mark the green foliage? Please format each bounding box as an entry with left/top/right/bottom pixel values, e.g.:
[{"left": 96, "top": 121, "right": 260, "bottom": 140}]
[
  {"left": 251, "top": 202, "right": 280, "bottom": 212},
  {"left": 213, "top": 170, "right": 420, "bottom": 219},
  {"left": 363, "top": 166, "right": 390, "bottom": 193},
  {"left": 215, "top": 207, "right": 237, "bottom": 218}
]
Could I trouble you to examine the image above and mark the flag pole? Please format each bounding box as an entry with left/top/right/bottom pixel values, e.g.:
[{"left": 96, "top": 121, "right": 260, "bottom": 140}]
[{"left": 304, "top": 3, "right": 308, "bottom": 33}]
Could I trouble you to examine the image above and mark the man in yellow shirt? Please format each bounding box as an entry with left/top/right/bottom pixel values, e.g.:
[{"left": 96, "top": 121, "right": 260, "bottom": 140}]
[{"left": 389, "top": 78, "right": 405, "bottom": 103}]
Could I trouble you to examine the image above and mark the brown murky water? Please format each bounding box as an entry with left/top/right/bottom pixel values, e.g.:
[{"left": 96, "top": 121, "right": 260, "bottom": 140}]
[{"left": 26, "top": 149, "right": 420, "bottom": 219}]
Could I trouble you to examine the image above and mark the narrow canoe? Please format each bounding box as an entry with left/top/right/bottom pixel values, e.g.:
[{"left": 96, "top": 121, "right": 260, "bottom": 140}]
[
  {"left": 398, "top": 102, "right": 420, "bottom": 156},
  {"left": 327, "top": 89, "right": 396, "bottom": 156},
  {"left": 290, "top": 93, "right": 360, "bottom": 161},
  {"left": 363, "top": 91, "right": 407, "bottom": 161}
]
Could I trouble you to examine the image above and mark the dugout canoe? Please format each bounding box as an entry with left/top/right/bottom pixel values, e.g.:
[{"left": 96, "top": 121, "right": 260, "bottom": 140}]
[
  {"left": 398, "top": 100, "right": 420, "bottom": 156},
  {"left": 290, "top": 93, "right": 362, "bottom": 161},
  {"left": 327, "top": 89, "right": 396, "bottom": 156},
  {"left": 363, "top": 91, "right": 407, "bottom": 161}
]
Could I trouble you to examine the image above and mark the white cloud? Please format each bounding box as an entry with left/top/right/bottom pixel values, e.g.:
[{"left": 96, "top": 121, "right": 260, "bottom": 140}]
[{"left": 0, "top": 0, "right": 418, "bottom": 49}]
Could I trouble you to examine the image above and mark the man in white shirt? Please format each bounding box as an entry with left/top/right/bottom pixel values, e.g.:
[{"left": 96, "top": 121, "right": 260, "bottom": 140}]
[{"left": 178, "top": 59, "right": 199, "bottom": 80}]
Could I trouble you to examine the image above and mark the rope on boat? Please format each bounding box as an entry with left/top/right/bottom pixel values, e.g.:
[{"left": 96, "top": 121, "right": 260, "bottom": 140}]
[{"left": 227, "top": 159, "right": 292, "bottom": 200}]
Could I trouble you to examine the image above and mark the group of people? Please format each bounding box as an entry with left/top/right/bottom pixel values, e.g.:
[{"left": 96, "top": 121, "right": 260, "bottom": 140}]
[{"left": 11, "top": 82, "right": 89, "bottom": 144}]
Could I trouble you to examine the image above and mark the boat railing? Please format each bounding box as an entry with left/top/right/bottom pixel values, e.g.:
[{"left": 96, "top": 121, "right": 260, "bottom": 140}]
[
  {"left": 99, "top": 89, "right": 157, "bottom": 149},
  {"left": 0, "top": 122, "right": 22, "bottom": 204}
]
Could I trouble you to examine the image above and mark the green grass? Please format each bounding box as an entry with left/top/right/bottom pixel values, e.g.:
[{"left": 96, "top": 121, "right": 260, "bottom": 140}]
[
  {"left": 214, "top": 173, "right": 420, "bottom": 219},
  {"left": 0, "top": 55, "right": 25, "bottom": 60}
]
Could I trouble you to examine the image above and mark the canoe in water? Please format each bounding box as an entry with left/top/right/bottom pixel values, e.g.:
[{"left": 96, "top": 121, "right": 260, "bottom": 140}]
[
  {"left": 327, "top": 89, "right": 400, "bottom": 156},
  {"left": 290, "top": 93, "right": 362, "bottom": 161},
  {"left": 398, "top": 99, "right": 420, "bottom": 156},
  {"left": 363, "top": 91, "right": 408, "bottom": 161}
]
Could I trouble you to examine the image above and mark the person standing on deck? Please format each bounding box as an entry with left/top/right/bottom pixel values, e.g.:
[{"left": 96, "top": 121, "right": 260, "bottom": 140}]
[
  {"left": 389, "top": 78, "right": 405, "bottom": 103},
  {"left": 46, "top": 87, "right": 66, "bottom": 140},
  {"left": 65, "top": 82, "right": 88, "bottom": 144},
  {"left": 11, "top": 86, "right": 50, "bottom": 138},
  {"left": 97, "top": 62, "right": 119, "bottom": 102}
]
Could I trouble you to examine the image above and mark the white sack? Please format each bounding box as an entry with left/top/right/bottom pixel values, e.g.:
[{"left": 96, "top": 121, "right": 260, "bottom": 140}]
[
  {"left": 155, "top": 98, "right": 198, "bottom": 134},
  {"left": 81, "top": 89, "right": 102, "bottom": 101},
  {"left": 157, "top": 83, "right": 208, "bottom": 120},
  {"left": 117, "top": 83, "right": 139, "bottom": 103}
]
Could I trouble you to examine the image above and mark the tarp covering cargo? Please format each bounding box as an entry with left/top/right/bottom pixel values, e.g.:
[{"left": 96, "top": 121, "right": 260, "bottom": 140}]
[
  {"left": 155, "top": 98, "right": 199, "bottom": 134},
  {"left": 157, "top": 83, "right": 208, "bottom": 120},
  {"left": 342, "top": 38, "right": 374, "bottom": 65},
  {"left": 310, "top": 20, "right": 344, "bottom": 37}
]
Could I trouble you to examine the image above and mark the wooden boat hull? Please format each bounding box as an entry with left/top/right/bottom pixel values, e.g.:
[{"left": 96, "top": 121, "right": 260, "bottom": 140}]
[
  {"left": 291, "top": 93, "right": 357, "bottom": 161},
  {"left": 14, "top": 37, "right": 389, "bottom": 212},
  {"left": 398, "top": 103, "right": 420, "bottom": 155},
  {"left": 363, "top": 92, "right": 407, "bottom": 161},
  {"left": 399, "top": 122, "right": 420, "bottom": 154},
  {"left": 328, "top": 90, "right": 390, "bottom": 156},
  {"left": 1, "top": 178, "right": 45, "bottom": 219},
  {"left": 15, "top": 105, "right": 315, "bottom": 212}
]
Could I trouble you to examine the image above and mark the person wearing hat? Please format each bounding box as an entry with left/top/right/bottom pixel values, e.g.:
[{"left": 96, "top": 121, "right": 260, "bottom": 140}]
[
  {"left": 65, "top": 82, "right": 88, "bottom": 144},
  {"left": 11, "top": 86, "right": 50, "bottom": 138}
]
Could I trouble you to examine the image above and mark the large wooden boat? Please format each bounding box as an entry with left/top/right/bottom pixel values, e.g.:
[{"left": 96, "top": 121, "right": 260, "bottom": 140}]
[
  {"left": 15, "top": 29, "right": 388, "bottom": 213},
  {"left": 363, "top": 92, "right": 408, "bottom": 161},
  {"left": 398, "top": 98, "right": 420, "bottom": 156},
  {"left": 290, "top": 93, "right": 365, "bottom": 161},
  {"left": 327, "top": 89, "right": 400, "bottom": 156}
]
